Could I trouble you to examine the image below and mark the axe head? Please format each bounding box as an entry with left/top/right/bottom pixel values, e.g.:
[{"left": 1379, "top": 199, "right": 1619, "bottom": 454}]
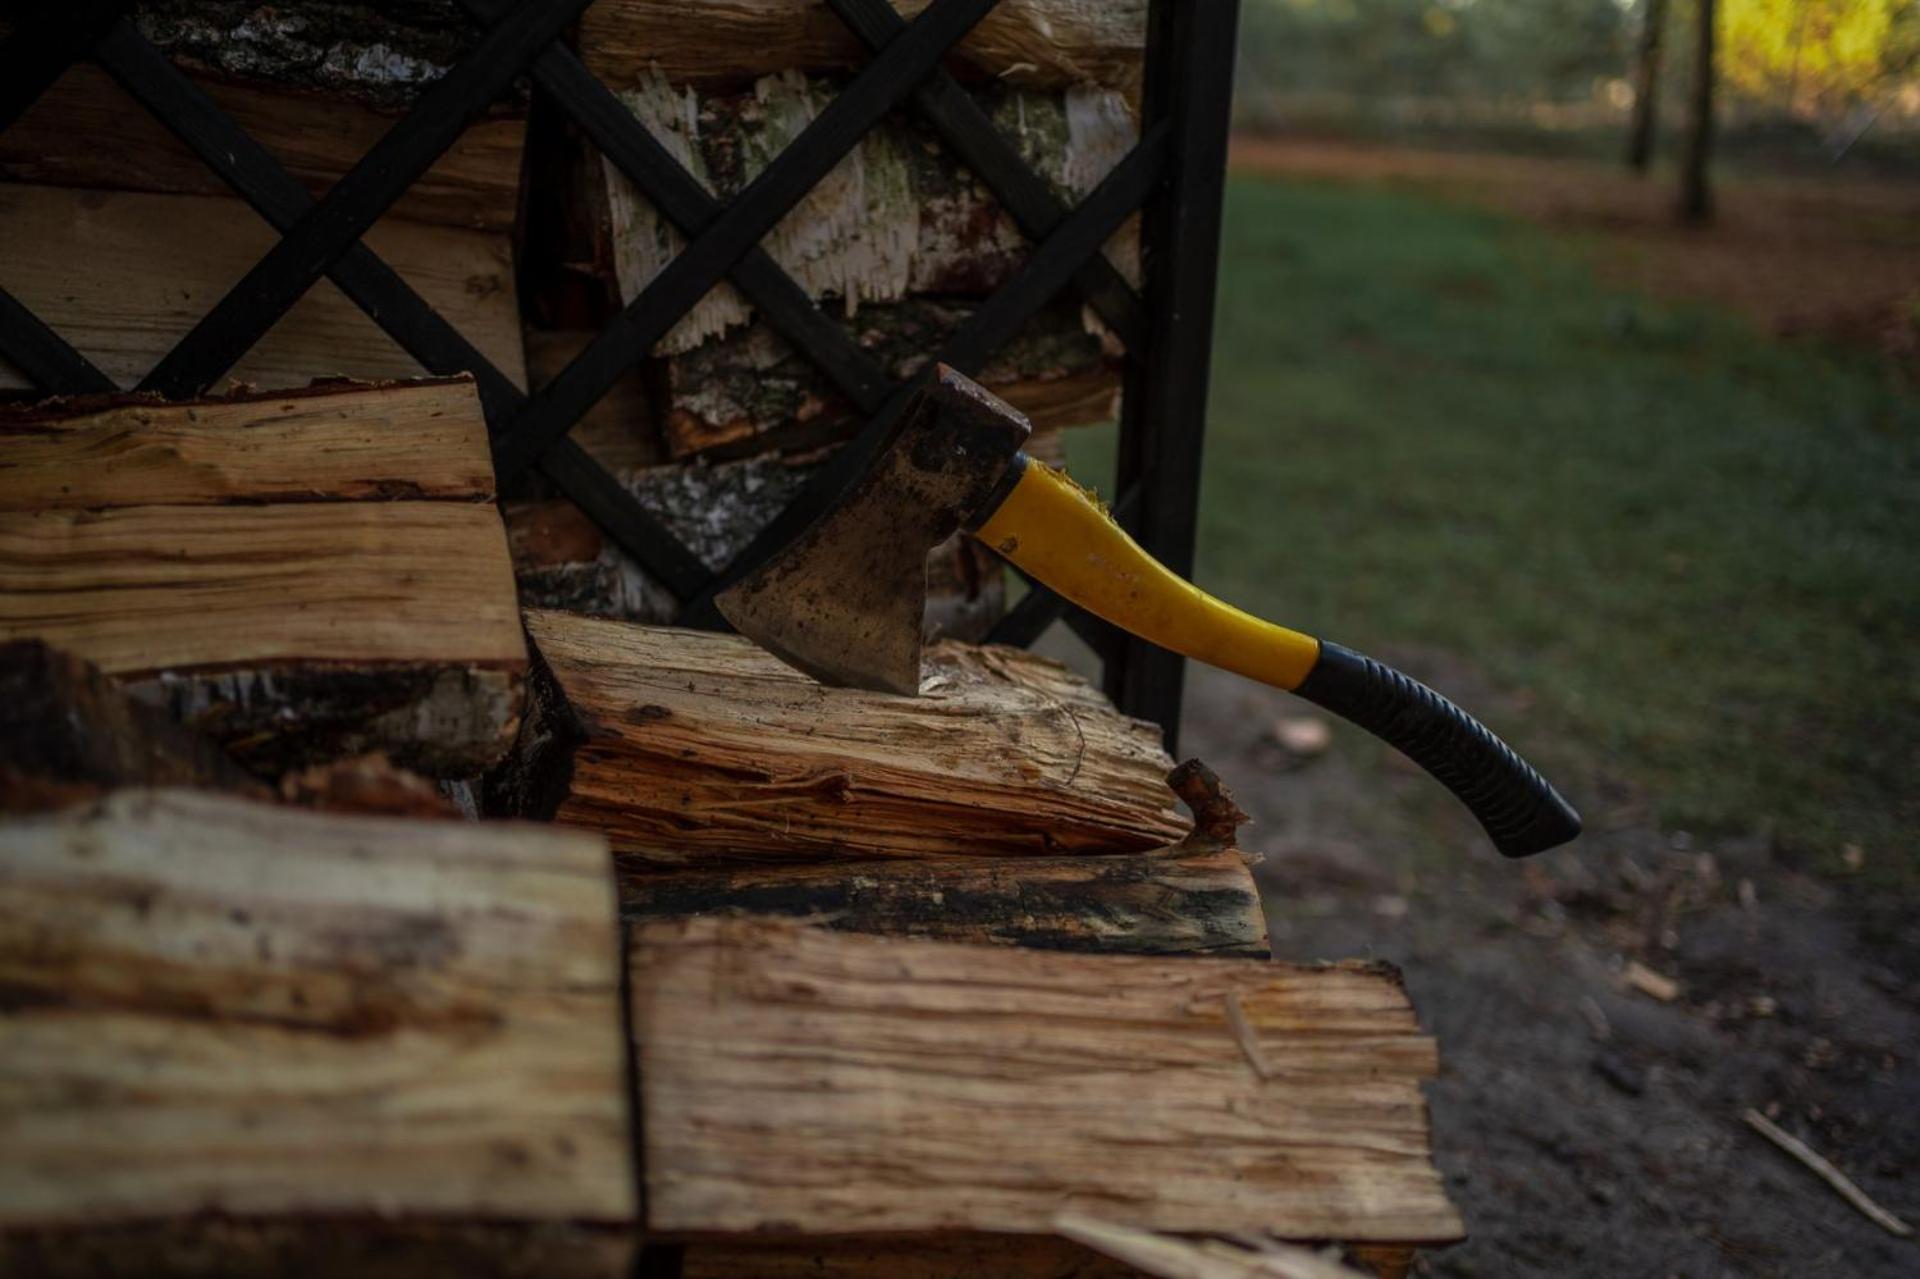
[{"left": 715, "top": 366, "right": 1030, "bottom": 694}]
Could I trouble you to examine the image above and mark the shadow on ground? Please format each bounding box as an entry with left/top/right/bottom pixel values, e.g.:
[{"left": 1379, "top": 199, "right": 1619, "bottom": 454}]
[{"left": 1180, "top": 661, "right": 1920, "bottom": 1278}]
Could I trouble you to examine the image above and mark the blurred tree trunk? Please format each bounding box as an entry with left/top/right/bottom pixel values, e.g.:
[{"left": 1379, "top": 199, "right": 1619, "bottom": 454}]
[
  {"left": 1625, "top": 0, "right": 1669, "bottom": 172},
  {"left": 1678, "top": 0, "right": 1716, "bottom": 224}
]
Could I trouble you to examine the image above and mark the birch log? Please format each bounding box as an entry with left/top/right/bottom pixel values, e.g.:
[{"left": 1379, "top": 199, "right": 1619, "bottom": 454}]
[
  {"left": 0, "top": 640, "right": 265, "bottom": 813},
  {"left": 634, "top": 917, "right": 1465, "bottom": 1244},
  {"left": 0, "top": 789, "right": 634, "bottom": 1278},
  {"left": 596, "top": 72, "right": 1134, "bottom": 460},
  {"left": 485, "top": 610, "right": 1187, "bottom": 866},
  {"left": 0, "top": 379, "right": 527, "bottom": 775}
]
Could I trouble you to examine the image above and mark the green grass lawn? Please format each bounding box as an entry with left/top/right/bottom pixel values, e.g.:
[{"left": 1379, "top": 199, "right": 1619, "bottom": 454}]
[{"left": 1068, "top": 176, "right": 1920, "bottom": 883}]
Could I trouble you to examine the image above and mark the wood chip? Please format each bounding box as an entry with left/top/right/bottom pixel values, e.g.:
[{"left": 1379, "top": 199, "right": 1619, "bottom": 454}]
[
  {"left": 1579, "top": 995, "right": 1612, "bottom": 1042},
  {"left": 1224, "top": 991, "right": 1277, "bottom": 1080},
  {"left": 1744, "top": 1109, "right": 1913, "bottom": 1238},
  {"left": 1623, "top": 960, "right": 1681, "bottom": 1002},
  {"left": 1055, "top": 1215, "right": 1367, "bottom": 1279}
]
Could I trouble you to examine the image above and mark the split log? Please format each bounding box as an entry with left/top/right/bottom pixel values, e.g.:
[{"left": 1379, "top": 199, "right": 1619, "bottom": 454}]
[
  {"left": 596, "top": 72, "right": 1133, "bottom": 460},
  {"left": 633, "top": 916, "right": 1464, "bottom": 1243},
  {"left": 621, "top": 846, "right": 1268, "bottom": 956},
  {"left": 0, "top": 639, "right": 264, "bottom": 813},
  {"left": 604, "top": 75, "right": 1138, "bottom": 354},
  {"left": 656, "top": 296, "right": 1120, "bottom": 461},
  {"left": 1, "top": 62, "right": 524, "bottom": 232},
  {"left": 485, "top": 610, "right": 1187, "bottom": 865},
  {"left": 0, "top": 185, "right": 526, "bottom": 393},
  {"left": 0, "top": 379, "right": 527, "bottom": 776},
  {"left": 0, "top": 788, "right": 634, "bottom": 1278},
  {"left": 578, "top": 0, "right": 1147, "bottom": 99}
]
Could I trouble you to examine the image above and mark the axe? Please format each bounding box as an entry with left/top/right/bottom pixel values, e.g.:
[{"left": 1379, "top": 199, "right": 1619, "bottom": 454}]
[{"left": 718, "top": 367, "right": 1580, "bottom": 858}]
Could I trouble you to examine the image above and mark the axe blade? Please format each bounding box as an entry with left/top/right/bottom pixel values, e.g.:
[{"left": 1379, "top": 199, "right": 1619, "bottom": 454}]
[{"left": 715, "top": 367, "right": 1031, "bottom": 694}]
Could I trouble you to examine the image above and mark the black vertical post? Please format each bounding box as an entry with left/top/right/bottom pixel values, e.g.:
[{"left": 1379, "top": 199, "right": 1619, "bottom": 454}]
[{"left": 1107, "top": 0, "right": 1240, "bottom": 754}]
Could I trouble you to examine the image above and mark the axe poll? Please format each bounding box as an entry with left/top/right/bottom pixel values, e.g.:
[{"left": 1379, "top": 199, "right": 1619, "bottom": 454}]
[{"left": 718, "top": 367, "right": 1580, "bottom": 858}]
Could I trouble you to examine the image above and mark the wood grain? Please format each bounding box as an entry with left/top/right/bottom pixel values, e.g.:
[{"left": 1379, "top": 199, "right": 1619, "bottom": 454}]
[
  {"left": 0, "top": 379, "right": 494, "bottom": 510},
  {"left": 0, "top": 379, "right": 526, "bottom": 775},
  {"left": 632, "top": 917, "right": 1464, "bottom": 1243},
  {"left": 621, "top": 846, "right": 1268, "bottom": 956},
  {"left": 0, "top": 790, "right": 633, "bottom": 1242},
  {"left": 578, "top": 0, "right": 1145, "bottom": 98},
  {"left": 0, "top": 502, "right": 525, "bottom": 676},
  {"left": 490, "top": 610, "right": 1187, "bottom": 865},
  {"left": 0, "top": 185, "right": 527, "bottom": 393},
  {"left": 1, "top": 62, "right": 525, "bottom": 232}
]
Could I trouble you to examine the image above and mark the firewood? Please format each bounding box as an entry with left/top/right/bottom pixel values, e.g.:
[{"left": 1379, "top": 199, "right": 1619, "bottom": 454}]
[
  {"left": 577, "top": 0, "right": 1146, "bottom": 98},
  {"left": 485, "top": 610, "right": 1187, "bottom": 865},
  {"left": 680, "top": 1236, "right": 1143, "bottom": 1279},
  {"left": 620, "top": 846, "right": 1268, "bottom": 956},
  {"left": 1, "top": 62, "right": 524, "bottom": 232},
  {"left": 0, "top": 639, "right": 265, "bottom": 813},
  {"left": 594, "top": 72, "right": 1134, "bottom": 460},
  {"left": 504, "top": 485, "right": 1002, "bottom": 639},
  {"left": 633, "top": 916, "right": 1464, "bottom": 1243},
  {"left": 654, "top": 297, "right": 1122, "bottom": 462},
  {"left": 0, "top": 379, "right": 527, "bottom": 776},
  {"left": 0, "top": 788, "right": 634, "bottom": 1278},
  {"left": 0, "top": 185, "right": 526, "bottom": 393}
]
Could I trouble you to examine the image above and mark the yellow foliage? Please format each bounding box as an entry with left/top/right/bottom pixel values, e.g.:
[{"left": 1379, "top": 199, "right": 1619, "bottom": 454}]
[{"left": 1721, "top": 0, "right": 1914, "bottom": 110}]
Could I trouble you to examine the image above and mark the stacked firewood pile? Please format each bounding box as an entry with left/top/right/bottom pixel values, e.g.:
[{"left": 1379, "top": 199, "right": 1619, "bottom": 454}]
[{"left": 0, "top": 4, "right": 1463, "bottom": 1277}]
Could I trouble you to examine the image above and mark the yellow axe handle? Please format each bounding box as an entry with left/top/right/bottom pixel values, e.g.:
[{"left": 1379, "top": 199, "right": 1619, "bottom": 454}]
[{"left": 973, "top": 459, "right": 1580, "bottom": 858}]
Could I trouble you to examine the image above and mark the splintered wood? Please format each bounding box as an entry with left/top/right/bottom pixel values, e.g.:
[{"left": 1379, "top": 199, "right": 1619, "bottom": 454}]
[
  {"left": 492, "top": 611, "right": 1188, "bottom": 865},
  {"left": 0, "top": 790, "right": 634, "bottom": 1276},
  {"left": 0, "top": 379, "right": 527, "bottom": 774},
  {"left": 633, "top": 917, "right": 1464, "bottom": 1244}
]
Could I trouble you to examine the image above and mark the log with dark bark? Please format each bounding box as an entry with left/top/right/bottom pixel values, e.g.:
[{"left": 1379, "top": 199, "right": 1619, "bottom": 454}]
[
  {"left": 485, "top": 610, "right": 1187, "bottom": 866},
  {"left": 504, "top": 479, "right": 1003, "bottom": 638},
  {"left": 0, "top": 793, "right": 1451, "bottom": 1270},
  {"left": 0, "top": 379, "right": 527, "bottom": 776},
  {"left": 578, "top": 0, "right": 1146, "bottom": 100},
  {"left": 0, "top": 788, "right": 634, "bottom": 1279},
  {"left": 0, "top": 639, "right": 265, "bottom": 813},
  {"left": 633, "top": 916, "right": 1464, "bottom": 1244},
  {"left": 681, "top": 1237, "right": 1143, "bottom": 1279},
  {"left": 620, "top": 845, "right": 1269, "bottom": 956}
]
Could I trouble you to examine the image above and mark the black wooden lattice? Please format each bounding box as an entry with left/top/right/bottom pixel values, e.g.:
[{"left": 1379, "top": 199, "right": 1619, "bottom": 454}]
[{"left": 0, "top": 0, "right": 1240, "bottom": 752}]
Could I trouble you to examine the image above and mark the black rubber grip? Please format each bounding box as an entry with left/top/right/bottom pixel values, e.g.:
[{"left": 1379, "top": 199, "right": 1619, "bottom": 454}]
[{"left": 1294, "top": 642, "right": 1581, "bottom": 857}]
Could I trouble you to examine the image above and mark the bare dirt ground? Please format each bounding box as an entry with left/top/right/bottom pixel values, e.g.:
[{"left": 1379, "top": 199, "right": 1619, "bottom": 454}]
[
  {"left": 1182, "top": 661, "right": 1920, "bottom": 1278},
  {"left": 1228, "top": 137, "right": 1920, "bottom": 370}
]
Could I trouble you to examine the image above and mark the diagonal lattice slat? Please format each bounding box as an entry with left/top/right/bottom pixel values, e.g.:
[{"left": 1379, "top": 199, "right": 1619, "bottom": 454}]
[
  {"left": 0, "top": 286, "right": 114, "bottom": 392},
  {"left": 675, "top": 125, "right": 1169, "bottom": 627},
  {"left": 488, "top": 0, "right": 1005, "bottom": 479},
  {"left": 459, "top": 0, "right": 895, "bottom": 419},
  {"left": 0, "top": 0, "right": 1238, "bottom": 744},
  {"left": 824, "top": 0, "right": 1145, "bottom": 348},
  {"left": 138, "top": 0, "right": 595, "bottom": 398},
  {"left": 76, "top": 12, "right": 711, "bottom": 595}
]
